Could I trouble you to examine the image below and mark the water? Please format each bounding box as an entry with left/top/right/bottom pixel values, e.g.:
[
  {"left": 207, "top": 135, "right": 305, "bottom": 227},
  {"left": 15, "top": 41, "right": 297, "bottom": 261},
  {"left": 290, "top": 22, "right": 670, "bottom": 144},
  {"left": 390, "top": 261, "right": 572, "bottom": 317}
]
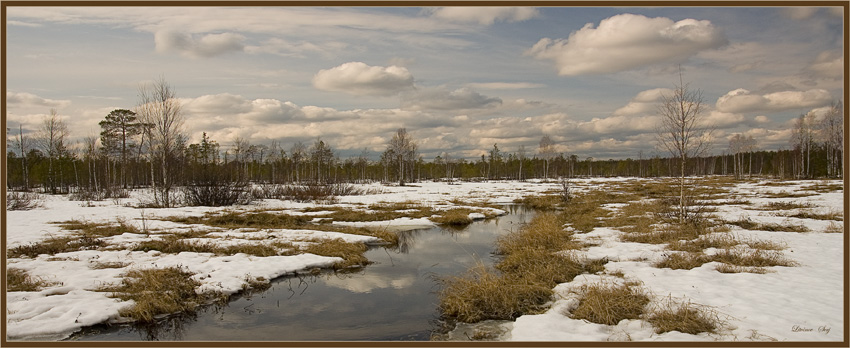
[{"left": 68, "top": 205, "right": 533, "bottom": 341}]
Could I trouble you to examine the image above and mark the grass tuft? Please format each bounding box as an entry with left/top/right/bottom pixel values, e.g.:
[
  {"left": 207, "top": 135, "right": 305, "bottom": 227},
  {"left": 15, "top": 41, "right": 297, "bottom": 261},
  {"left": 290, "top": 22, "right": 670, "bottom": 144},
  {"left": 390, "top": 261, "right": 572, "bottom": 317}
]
[
  {"left": 570, "top": 282, "right": 650, "bottom": 325},
  {"left": 430, "top": 208, "right": 475, "bottom": 226},
  {"left": 437, "top": 265, "right": 552, "bottom": 322},
  {"left": 101, "top": 267, "right": 208, "bottom": 323},
  {"left": 647, "top": 298, "right": 720, "bottom": 334},
  {"left": 7, "top": 268, "right": 55, "bottom": 291},
  {"left": 300, "top": 238, "right": 370, "bottom": 269}
]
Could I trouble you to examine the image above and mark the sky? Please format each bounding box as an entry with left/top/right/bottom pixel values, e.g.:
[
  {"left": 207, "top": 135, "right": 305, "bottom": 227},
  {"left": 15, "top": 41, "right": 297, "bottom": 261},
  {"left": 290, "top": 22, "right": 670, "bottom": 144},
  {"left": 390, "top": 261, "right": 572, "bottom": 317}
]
[{"left": 4, "top": 5, "right": 845, "bottom": 161}]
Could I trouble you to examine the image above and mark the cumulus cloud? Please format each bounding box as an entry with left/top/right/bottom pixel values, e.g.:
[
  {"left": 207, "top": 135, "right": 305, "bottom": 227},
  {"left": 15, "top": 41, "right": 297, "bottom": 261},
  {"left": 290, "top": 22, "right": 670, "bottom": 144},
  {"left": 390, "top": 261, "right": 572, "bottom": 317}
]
[
  {"left": 313, "top": 62, "right": 415, "bottom": 96},
  {"left": 526, "top": 13, "right": 727, "bottom": 76},
  {"left": 400, "top": 87, "right": 501, "bottom": 111},
  {"left": 429, "top": 7, "right": 539, "bottom": 25},
  {"left": 715, "top": 88, "right": 833, "bottom": 113},
  {"left": 155, "top": 31, "right": 245, "bottom": 58},
  {"left": 6, "top": 92, "right": 71, "bottom": 108},
  {"left": 612, "top": 88, "right": 673, "bottom": 116}
]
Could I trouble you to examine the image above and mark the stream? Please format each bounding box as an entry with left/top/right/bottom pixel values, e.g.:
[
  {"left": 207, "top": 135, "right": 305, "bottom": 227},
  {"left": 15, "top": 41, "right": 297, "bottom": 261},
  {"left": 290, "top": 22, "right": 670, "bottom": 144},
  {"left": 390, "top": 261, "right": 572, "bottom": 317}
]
[{"left": 68, "top": 205, "right": 533, "bottom": 341}]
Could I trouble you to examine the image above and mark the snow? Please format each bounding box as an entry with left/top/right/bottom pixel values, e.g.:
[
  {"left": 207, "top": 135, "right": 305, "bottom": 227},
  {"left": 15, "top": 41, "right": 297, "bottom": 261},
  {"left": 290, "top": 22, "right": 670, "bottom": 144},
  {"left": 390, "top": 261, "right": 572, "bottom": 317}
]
[{"left": 4, "top": 178, "right": 845, "bottom": 342}]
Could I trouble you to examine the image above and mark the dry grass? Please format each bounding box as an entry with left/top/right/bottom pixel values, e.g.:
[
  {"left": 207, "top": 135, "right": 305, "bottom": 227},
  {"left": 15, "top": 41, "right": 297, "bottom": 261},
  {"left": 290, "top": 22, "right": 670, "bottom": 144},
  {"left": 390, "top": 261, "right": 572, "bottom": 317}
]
[
  {"left": 656, "top": 248, "right": 796, "bottom": 271},
  {"left": 133, "top": 236, "right": 283, "bottom": 257},
  {"left": 647, "top": 298, "right": 720, "bottom": 334},
  {"left": 757, "top": 201, "right": 815, "bottom": 210},
  {"left": 620, "top": 223, "right": 710, "bottom": 245},
  {"left": 497, "top": 213, "right": 578, "bottom": 254},
  {"left": 7, "top": 268, "right": 56, "bottom": 291},
  {"left": 513, "top": 195, "right": 562, "bottom": 210},
  {"left": 299, "top": 238, "right": 369, "bottom": 269},
  {"left": 824, "top": 221, "right": 844, "bottom": 233},
  {"left": 430, "top": 208, "right": 475, "bottom": 226},
  {"left": 437, "top": 265, "right": 552, "bottom": 322},
  {"left": 762, "top": 191, "right": 816, "bottom": 199},
  {"left": 570, "top": 282, "right": 650, "bottom": 325},
  {"left": 58, "top": 219, "right": 141, "bottom": 238},
  {"left": 725, "top": 218, "right": 810, "bottom": 233},
  {"left": 667, "top": 234, "right": 786, "bottom": 253},
  {"left": 715, "top": 264, "right": 769, "bottom": 274},
  {"left": 101, "top": 267, "right": 209, "bottom": 323},
  {"left": 655, "top": 252, "right": 713, "bottom": 270},
  {"left": 787, "top": 210, "right": 843, "bottom": 221},
  {"left": 8, "top": 235, "right": 106, "bottom": 258},
  {"left": 439, "top": 211, "right": 587, "bottom": 323},
  {"left": 803, "top": 183, "right": 843, "bottom": 193},
  {"left": 6, "top": 191, "right": 43, "bottom": 211},
  {"left": 89, "top": 261, "right": 130, "bottom": 269},
  {"left": 713, "top": 249, "right": 798, "bottom": 268}
]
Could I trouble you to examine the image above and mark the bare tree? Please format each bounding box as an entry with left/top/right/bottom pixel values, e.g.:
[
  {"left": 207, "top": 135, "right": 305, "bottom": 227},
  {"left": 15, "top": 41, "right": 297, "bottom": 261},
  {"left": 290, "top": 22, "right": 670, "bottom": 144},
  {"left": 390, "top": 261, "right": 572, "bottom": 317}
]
[
  {"left": 136, "top": 77, "right": 185, "bottom": 207},
  {"left": 656, "top": 72, "right": 713, "bottom": 222},
  {"left": 517, "top": 145, "right": 527, "bottom": 181},
  {"left": 12, "top": 125, "right": 33, "bottom": 190},
  {"left": 37, "top": 109, "right": 70, "bottom": 194},
  {"left": 538, "top": 135, "right": 555, "bottom": 179},
  {"left": 291, "top": 141, "right": 306, "bottom": 182},
  {"left": 820, "top": 101, "right": 843, "bottom": 178},
  {"left": 386, "top": 128, "right": 417, "bottom": 186},
  {"left": 790, "top": 112, "right": 816, "bottom": 178}
]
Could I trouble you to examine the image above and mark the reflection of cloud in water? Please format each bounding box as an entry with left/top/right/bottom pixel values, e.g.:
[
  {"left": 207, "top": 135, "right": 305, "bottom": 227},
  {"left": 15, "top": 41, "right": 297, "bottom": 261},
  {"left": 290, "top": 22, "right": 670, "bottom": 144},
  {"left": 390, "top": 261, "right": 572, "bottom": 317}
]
[{"left": 323, "top": 272, "right": 417, "bottom": 293}]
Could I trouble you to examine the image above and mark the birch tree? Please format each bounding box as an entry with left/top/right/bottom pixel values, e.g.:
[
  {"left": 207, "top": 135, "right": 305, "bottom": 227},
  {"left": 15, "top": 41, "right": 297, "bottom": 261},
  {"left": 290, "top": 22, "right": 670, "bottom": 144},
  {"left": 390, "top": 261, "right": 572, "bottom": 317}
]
[
  {"left": 136, "top": 77, "right": 185, "bottom": 207},
  {"left": 656, "top": 73, "right": 713, "bottom": 222}
]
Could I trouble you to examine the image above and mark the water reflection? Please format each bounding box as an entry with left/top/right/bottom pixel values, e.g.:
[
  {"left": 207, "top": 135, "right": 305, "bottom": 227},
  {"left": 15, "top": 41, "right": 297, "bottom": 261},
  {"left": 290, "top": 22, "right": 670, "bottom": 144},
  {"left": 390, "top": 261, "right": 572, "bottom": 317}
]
[{"left": 69, "top": 205, "right": 534, "bottom": 341}]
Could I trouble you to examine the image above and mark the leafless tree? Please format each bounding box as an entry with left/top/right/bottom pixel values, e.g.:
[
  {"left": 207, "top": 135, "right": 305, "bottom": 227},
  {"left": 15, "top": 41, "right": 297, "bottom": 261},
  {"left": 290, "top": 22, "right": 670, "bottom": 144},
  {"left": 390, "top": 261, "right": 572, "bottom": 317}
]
[
  {"left": 37, "top": 109, "right": 70, "bottom": 194},
  {"left": 791, "top": 112, "right": 816, "bottom": 179},
  {"left": 820, "top": 101, "right": 843, "bottom": 178},
  {"left": 656, "top": 72, "right": 714, "bottom": 222},
  {"left": 136, "top": 77, "right": 185, "bottom": 207},
  {"left": 386, "top": 128, "right": 417, "bottom": 186},
  {"left": 12, "top": 124, "right": 33, "bottom": 190},
  {"left": 517, "top": 145, "right": 527, "bottom": 181},
  {"left": 538, "top": 135, "right": 555, "bottom": 179}
]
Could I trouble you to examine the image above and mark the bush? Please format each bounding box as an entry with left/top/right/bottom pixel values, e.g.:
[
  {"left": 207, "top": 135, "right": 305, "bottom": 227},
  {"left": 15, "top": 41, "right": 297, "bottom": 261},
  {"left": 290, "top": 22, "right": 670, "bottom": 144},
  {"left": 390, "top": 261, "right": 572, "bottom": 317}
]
[
  {"left": 6, "top": 191, "right": 42, "bottom": 210},
  {"left": 183, "top": 181, "right": 252, "bottom": 207}
]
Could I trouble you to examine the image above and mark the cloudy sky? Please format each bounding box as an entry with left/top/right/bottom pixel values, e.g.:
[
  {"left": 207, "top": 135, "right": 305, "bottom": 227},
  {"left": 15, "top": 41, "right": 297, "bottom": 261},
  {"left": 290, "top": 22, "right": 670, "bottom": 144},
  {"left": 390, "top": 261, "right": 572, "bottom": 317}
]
[{"left": 5, "top": 5, "right": 844, "bottom": 160}]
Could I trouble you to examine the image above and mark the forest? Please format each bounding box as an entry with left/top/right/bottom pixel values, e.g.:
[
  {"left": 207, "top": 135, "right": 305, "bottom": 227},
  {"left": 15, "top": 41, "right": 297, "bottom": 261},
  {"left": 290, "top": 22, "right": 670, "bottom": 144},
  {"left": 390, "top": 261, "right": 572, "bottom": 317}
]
[{"left": 4, "top": 79, "right": 844, "bottom": 208}]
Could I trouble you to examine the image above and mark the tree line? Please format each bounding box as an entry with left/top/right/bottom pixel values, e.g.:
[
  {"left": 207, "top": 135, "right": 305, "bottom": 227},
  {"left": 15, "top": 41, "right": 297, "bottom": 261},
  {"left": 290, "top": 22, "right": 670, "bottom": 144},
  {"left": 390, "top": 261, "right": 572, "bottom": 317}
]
[{"left": 6, "top": 78, "right": 844, "bottom": 206}]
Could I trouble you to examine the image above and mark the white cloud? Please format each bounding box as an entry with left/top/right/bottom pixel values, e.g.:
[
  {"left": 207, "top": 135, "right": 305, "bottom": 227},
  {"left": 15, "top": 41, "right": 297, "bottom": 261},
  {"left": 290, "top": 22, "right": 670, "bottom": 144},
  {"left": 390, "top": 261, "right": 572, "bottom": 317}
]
[
  {"left": 526, "top": 13, "right": 727, "bottom": 76},
  {"left": 313, "top": 62, "right": 415, "bottom": 96},
  {"left": 806, "top": 50, "right": 843, "bottom": 80},
  {"left": 465, "top": 82, "right": 545, "bottom": 90},
  {"left": 6, "top": 92, "right": 71, "bottom": 108},
  {"left": 400, "top": 87, "right": 501, "bottom": 111},
  {"left": 612, "top": 88, "right": 673, "bottom": 116},
  {"left": 8, "top": 20, "right": 42, "bottom": 27},
  {"left": 429, "top": 7, "right": 539, "bottom": 25},
  {"left": 715, "top": 88, "right": 833, "bottom": 113},
  {"left": 154, "top": 31, "right": 245, "bottom": 58}
]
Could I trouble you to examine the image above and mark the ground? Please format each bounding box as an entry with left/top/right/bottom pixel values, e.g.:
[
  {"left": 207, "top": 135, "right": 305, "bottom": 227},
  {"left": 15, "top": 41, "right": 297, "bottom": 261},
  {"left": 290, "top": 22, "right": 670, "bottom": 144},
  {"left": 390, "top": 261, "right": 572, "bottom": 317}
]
[{"left": 3, "top": 178, "right": 845, "bottom": 342}]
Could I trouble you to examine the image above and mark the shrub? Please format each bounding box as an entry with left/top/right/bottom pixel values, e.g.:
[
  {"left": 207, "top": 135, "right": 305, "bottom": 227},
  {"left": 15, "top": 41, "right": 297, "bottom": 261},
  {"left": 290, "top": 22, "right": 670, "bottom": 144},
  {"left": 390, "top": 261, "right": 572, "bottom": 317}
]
[
  {"left": 183, "top": 181, "right": 252, "bottom": 207},
  {"left": 570, "top": 282, "right": 650, "bottom": 325},
  {"left": 6, "top": 191, "right": 42, "bottom": 210}
]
